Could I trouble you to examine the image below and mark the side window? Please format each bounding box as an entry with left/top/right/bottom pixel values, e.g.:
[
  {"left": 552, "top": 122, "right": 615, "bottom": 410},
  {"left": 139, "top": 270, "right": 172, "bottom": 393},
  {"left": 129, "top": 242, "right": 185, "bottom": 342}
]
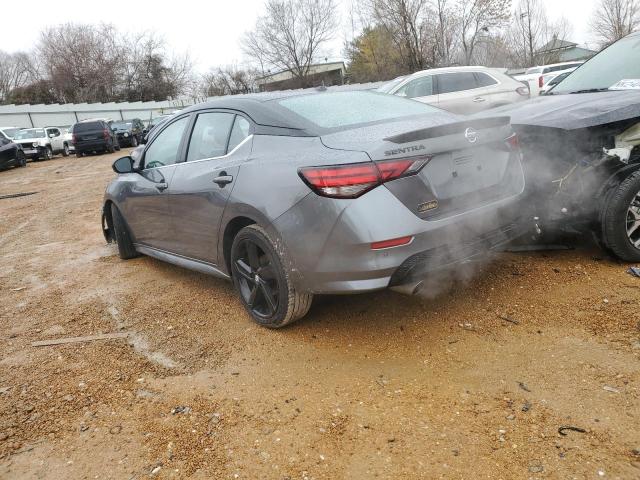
[
  {"left": 396, "top": 76, "right": 433, "bottom": 99},
  {"left": 0, "top": 136, "right": 8, "bottom": 146},
  {"left": 475, "top": 72, "right": 498, "bottom": 87},
  {"left": 187, "top": 112, "right": 235, "bottom": 162},
  {"left": 436, "top": 73, "right": 478, "bottom": 94},
  {"left": 144, "top": 116, "right": 189, "bottom": 169},
  {"left": 227, "top": 116, "right": 251, "bottom": 152}
]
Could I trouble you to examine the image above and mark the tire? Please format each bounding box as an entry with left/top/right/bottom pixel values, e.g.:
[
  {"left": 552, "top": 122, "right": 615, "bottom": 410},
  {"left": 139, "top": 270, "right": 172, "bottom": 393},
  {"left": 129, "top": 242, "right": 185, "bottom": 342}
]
[
  {"left": 114, "top": 139, "right": 121, "bottom": 151},
  {"left": 16, "top": 150, "right": 26, "bottom": 167},
  {"left": 230, "top": 225, "right": 312, "bottom": 328},
  {"left": 111, "top": 204, "right": 139, "bottom": 260},
  {"left": 43, "top": 146, "right": 53, "bottom": 160},
  {"left": 62, "top": 144, "right": 69, "bottom": 157},
  {"left": 601, "top": 170, "right": 640, "bottom": 262},
  {"left": 107, "top": 142, "right": 116, "bottom": 154},
  {"left": 131, "top": 136, "right": 138, "bottom": 147},
  {"left": 76, "top": 151, "right": 83, "bottom": 158}
]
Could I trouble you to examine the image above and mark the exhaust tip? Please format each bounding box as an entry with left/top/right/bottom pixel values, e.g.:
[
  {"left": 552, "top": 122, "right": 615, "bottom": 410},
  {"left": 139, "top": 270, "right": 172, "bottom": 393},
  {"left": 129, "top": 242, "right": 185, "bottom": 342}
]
[{"left": 390, "top": 280, "right": 424, "bottom": 296}]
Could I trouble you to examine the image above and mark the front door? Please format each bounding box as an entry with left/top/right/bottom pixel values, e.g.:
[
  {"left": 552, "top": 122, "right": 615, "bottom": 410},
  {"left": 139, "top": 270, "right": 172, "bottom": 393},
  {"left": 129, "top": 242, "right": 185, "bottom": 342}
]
[
  {"left": 167, "top": 112, "right": 253, "bottom": 264},
  {"left": 122, "top": 115, "right": 190, "bottom": 252}
]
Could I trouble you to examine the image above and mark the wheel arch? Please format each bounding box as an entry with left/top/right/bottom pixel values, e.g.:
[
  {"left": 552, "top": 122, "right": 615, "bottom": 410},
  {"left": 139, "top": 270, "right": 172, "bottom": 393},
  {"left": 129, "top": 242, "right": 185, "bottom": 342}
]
[
  {"left": 102, "top": 199, "right": 116, "bottom": 243},
  {"left": 221, "top": 216, "right": 257, "bottom": 275}
]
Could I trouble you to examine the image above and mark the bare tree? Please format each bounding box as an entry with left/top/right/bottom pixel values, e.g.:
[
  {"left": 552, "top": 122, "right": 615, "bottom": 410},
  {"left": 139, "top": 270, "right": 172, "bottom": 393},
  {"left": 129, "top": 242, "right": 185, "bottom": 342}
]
[
  {"left": 432, "top": 0, "right": 458, "bottom": 66},
  {"left": 38, "top": 23, "right": 123, "bottom": 103},
  {"left": 591, "top": 0, "right": 640, "bottom": 47},
  {"left": 366, "top": 0, "right": 433, "bottom": 71},
  {"left": 241, "top": 0, "right": 338, "bottom": 88},
  {"left": 0, "top": 51, "right": 38, "bottom": 103},
  {"left": 457, "top": 0, "right": 511, "bottom": 65},
  {"left": 199, "top": 65, "right": 259, "bottom": 97},
  {"left": 506, "top": 0, "right": 573, "bottom": 67}
]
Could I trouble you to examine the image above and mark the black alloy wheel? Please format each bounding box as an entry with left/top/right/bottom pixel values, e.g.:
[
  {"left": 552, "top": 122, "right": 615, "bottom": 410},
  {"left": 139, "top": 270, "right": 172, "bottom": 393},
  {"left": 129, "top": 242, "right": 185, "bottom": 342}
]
[
  {"left": 230, "top": 225, "right": 313, "bottom": 328},
  {"left": 233, "top": 239, "right": 280, "bottom": 320}
]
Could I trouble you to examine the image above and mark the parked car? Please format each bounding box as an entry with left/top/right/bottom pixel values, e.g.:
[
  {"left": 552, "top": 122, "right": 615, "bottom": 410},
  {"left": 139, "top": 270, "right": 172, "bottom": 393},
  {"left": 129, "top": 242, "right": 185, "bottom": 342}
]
[
  {"left": 0, "top": 126, "right": 22, "bottom": 141},
  {"left": 111, "top": 119, "right": 145, "bottom": 147},
  {"left": 63, "top": 128, "right": 75, "bottom": 153},
  {"left": 12, "top": 127, "right": 70, "bottom": 160},
  {"left": 539, "top": 70, "right": 575, "bottom": 95},
  {"left": 514, "top": 61, "right": 584, "bottom": 96},
  {"left": 479, "top": 31, "right": 640, "bottom": 261},
  {"left": 378, "top": 66, "right": 529, "bottom": 114},
  {"left": 102, "top": 89, "right": 527, "bottom": 327},
  {"left": 0, "top": 136, "right": 26, "bottom": 169},
  {"left": 71, "top": 120, "right": 120, "bottom": 157}
]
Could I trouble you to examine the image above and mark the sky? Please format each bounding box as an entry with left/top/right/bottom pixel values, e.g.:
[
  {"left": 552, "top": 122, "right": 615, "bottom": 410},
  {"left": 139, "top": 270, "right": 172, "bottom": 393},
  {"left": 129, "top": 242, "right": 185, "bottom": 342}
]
[{"left": 0, "top": 0, "right": 598, "bottom": 72}]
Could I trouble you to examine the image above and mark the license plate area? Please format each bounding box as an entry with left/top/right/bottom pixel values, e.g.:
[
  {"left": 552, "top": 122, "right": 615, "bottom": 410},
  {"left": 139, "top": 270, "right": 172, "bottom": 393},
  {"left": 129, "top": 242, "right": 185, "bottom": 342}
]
[{"left": 422, "top": 147, "right": 507, "bottom": 199}]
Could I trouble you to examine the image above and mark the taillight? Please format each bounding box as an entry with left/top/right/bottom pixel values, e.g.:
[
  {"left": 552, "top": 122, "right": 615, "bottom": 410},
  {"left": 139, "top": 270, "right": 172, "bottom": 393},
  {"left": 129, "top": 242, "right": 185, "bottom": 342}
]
[
  {"left": 516, "top": 85, "right": 529, "bottom": 96},
  {"left": 71, "top": 134, "right": 77, "bottom": 144},
  {"left": 538, "top": 76, "right": 544, "bottom": 88},
  {"left": 371, "top": 236, "right": 414, "bottom": 250},
  {"left": 299, "top": 156, "right": 431, "bottom": 199},
  {"left": 505, "top": 133, "right": 520, "bottom": 150},
  {"left": 103, "top": 129, "right": 110, "bottom": 140}
]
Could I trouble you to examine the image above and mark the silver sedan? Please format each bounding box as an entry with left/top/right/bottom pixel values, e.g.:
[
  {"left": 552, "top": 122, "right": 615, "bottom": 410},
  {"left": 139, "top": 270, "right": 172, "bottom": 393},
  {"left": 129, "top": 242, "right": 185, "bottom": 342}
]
[{"left": 102, "top": 88, "right": 526, "bottom": 327}]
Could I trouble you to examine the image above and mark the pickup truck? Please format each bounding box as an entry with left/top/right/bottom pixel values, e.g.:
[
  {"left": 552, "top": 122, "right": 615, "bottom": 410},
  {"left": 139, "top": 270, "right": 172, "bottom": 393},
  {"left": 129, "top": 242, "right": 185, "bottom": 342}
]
[
  {"left": 514, "top": 61, "right": 584, "bottom": 96},
  {"left": 12, "top": 127, "right": 70, "bottom": 160}
]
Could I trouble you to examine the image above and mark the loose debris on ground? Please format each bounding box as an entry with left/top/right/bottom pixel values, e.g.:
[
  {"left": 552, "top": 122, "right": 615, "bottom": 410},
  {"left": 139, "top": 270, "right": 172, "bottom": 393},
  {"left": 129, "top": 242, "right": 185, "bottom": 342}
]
[{"left": 0, "top": 153, "right": 639, "bottom": 479}]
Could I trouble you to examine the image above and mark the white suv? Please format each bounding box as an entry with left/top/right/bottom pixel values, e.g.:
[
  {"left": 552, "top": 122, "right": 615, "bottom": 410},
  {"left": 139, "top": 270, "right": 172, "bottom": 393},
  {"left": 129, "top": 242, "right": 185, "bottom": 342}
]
[
  {"left": 12, "top": 127, "right": 70, "bottom": 160},
  {"left": 514, "top": 61, "right": 585, "bottom": 96},
  {"left": 379, "top": 66, "right": 530, "bottom": 115}
]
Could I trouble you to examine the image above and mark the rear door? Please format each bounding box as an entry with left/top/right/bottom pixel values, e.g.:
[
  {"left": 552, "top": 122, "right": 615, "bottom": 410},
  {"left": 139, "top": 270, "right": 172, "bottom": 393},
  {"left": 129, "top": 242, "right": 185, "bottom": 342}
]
[
  {"left": 435, "top": 72, "right": 489, "bottom": 114},
  {"left": 121, "top": 116, "right": 190, "bottom": 251},
  {"left": 167, "top": 111, "right": 253, "bottom": 264}
]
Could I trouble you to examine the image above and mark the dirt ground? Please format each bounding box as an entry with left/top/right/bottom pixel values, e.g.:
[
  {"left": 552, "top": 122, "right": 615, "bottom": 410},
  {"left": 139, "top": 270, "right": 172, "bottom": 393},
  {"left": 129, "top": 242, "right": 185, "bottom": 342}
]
[{"left": 0, "top": 151, "right": 639, "bottom": 480}]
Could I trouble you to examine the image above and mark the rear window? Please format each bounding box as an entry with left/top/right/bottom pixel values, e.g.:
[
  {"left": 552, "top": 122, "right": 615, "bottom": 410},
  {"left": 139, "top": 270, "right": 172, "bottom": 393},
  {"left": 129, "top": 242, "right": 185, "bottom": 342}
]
[
  {"left": 73, "top": 122, "right": 103, "bottom": 132},
  {"left": 475, "top": 72, "right": 498, "bottom": 87},
  {"left": 276, "top": 91, "right": 437, "bottom": 130}
]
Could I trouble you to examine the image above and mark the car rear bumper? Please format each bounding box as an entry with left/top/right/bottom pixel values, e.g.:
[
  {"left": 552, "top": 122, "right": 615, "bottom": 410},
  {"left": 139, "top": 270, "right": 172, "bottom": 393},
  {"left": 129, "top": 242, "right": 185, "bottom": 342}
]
[
  {"left": 273, "top": 184, "right": 527, "bottom": 295},
  {"left": 75, "top": 140, "right": 109, "bottom": 152}
]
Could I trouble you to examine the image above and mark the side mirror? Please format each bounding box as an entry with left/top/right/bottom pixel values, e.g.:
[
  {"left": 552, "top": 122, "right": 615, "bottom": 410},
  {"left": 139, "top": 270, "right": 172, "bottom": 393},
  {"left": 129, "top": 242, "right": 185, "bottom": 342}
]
[{"left": 112, "top": 156, "right": 135, "bottom": 174}]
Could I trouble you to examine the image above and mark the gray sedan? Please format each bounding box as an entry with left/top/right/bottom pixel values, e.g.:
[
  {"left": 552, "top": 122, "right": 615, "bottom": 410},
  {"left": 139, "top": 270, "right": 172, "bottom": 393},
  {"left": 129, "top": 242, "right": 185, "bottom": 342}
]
[{"left": 102, "top": 88, "right": 526, "bottom": 327}]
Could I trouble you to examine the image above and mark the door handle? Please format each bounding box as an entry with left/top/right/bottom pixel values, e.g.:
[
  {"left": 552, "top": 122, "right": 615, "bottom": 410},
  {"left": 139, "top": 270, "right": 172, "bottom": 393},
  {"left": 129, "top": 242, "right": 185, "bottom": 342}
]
[
  {"left": 473, "top": 97, "right": 486, "bottom": 103},
  {"left": 213, "top": 173, "right": 233, "bottom": 187},
  {"left": 156, "top": 182, "right": 169, "bottom": 192}
]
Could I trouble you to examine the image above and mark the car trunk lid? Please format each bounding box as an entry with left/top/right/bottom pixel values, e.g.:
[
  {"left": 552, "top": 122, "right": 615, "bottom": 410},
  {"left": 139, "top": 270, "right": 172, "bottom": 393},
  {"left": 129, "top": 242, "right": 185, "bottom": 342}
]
[{"left": 321, "top": 116, "right": 524, "bottom": 219}]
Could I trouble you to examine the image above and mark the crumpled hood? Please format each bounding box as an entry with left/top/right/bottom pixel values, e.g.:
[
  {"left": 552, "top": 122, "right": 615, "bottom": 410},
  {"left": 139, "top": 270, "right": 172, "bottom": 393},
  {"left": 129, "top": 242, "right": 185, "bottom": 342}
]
[{"left": 475, "top": 90, "right": 640, "bottom": 130}]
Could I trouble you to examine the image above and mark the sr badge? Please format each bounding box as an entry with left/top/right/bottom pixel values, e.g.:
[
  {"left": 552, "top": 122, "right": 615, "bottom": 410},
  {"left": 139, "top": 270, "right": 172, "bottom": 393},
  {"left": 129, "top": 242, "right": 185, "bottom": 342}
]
[{"left": 417, "top": 200, "right": 439, "bottom": 213}]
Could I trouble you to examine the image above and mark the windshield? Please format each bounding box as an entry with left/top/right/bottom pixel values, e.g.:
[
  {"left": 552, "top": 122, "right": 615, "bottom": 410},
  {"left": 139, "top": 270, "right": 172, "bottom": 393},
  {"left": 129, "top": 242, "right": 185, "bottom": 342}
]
[
  {"left": 1, "top": 128, "right": 21, "bottom": 138},
  {"left": 277, "top": 91, "right": 439, "bottom": 130},
  {"left": 377, "top": 76, "right": 407, "bottom": 93},
  {"left": 14, "top": 129, "right": 45, "bottom": 139},
  {"left": 112, "top": 122, "right": 132, "bottom": 130},
  {"left": 552, "top": 34, "right": 640, "bottom": 94}
]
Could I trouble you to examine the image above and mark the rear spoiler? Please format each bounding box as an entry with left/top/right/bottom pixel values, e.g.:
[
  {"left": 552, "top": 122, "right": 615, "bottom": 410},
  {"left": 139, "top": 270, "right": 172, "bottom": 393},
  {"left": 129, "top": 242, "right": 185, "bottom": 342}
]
[{"left": 384, "top": 116, "right": 511, "bottom": 144}]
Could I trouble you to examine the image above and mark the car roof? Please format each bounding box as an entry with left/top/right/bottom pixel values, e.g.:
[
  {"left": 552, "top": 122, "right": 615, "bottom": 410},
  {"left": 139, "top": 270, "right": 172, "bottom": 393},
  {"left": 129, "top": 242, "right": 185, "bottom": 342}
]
[{"left": 179, "top": 84, "right": 387, "bottom": 131}]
